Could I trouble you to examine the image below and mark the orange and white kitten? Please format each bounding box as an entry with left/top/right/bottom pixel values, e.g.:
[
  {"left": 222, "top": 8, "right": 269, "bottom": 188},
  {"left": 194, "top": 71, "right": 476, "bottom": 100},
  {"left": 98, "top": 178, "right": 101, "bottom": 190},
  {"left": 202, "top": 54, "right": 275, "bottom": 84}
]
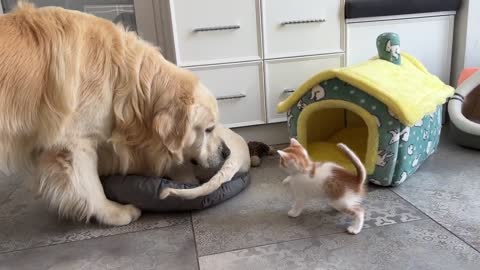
[{"left": 278, "top": 138, "right": 367, "bottom": 234}]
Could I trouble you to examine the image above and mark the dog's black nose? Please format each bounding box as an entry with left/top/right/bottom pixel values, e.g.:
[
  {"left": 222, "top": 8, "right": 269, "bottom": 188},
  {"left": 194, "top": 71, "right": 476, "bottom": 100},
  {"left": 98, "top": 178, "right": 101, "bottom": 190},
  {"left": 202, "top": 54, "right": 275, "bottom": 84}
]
[
  {"left": 190, "top": 159, "right": 199, "bottom": 166},
  {"left": 221, "top": 141, "right": 231, "bottom": 159}
]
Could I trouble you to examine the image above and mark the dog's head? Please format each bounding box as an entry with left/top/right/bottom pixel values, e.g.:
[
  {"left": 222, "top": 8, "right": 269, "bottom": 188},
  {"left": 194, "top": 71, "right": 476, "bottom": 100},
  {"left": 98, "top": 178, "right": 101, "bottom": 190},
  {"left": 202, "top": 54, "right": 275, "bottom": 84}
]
[
  {"left": 111, "top": 53, "right": 230, "bottom": 173},
  {"left": 153, "top": 79, "right": 231, "bottom": 170},
  {"left": 182, "top": 83, "right": 231, "bottom": 169}
]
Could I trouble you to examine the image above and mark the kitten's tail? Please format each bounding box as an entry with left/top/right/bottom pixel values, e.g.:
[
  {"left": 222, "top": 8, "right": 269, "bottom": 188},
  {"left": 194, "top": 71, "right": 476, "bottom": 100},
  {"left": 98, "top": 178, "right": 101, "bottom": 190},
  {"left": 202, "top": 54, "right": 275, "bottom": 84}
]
[{"left": 336, "top": 143, "right": 366, "bottom": 184}]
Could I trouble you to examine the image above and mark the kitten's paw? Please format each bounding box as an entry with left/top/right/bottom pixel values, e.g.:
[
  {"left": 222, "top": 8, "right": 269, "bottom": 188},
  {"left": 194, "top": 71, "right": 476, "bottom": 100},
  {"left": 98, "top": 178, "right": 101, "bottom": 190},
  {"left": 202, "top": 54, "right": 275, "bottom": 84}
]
[
  {"left": 288, "top": 209, "right": 302, "bottom": 218},
  {"left": 347, "top": 225, "right": 362, "bottom": 235}
]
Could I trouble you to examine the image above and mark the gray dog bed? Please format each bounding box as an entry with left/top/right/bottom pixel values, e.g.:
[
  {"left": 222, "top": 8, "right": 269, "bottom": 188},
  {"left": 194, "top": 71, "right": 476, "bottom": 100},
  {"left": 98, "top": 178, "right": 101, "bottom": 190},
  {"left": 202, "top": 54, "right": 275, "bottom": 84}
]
[
  {"left": 101, "top": 173, "right": 250, "bottom": 212},
  {"left": 448, "top": 70, "right": 480, "bottom": 150}
]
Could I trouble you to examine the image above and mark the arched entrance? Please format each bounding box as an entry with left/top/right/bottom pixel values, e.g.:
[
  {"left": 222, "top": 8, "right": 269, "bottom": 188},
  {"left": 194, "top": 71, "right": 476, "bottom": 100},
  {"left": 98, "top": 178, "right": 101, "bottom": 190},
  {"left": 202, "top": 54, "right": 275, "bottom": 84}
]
[{"left": 297, "top": 100, "right": 378, "bottom": 174}]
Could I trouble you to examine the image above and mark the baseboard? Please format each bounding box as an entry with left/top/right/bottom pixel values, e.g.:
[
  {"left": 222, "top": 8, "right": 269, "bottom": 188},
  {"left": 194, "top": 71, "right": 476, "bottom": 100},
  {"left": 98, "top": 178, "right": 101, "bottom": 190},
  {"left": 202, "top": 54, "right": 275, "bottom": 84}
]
[{"left": 232, "top": 123, "right": 290, "bottom": 146}]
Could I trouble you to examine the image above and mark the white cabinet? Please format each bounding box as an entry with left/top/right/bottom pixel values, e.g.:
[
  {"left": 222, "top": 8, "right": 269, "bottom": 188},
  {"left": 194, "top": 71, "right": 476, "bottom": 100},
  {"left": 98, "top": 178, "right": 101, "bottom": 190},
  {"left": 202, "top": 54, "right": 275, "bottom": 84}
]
[
  {"left": 156, "top": 0, "right": 345, "bottom": 128},
  {"left": 265, "top": 54, "right": 343, "bottom": 123},
  {"left": 170, "top": 0, "right": 262, "bottom": 66},
  {"left": 262, "top": 0, "right": 343, "bottom": 58},
  {"left": 189, "top": 62, "right": 266, "bottom": 128},
  {"left": 347, "top": 13, "right": 455, "bottom": 83}
]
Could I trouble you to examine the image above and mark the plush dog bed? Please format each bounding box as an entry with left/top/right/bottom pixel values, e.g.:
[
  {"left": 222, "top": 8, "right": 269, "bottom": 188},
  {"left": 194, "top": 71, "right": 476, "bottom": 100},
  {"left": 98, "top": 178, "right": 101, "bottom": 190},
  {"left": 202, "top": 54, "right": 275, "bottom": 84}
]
[
  {"left": 101, "top": 172, "right": 250, "bottom": 212},
  {"left": 448, "top": 68, "right": 480, "bottom": 149}
]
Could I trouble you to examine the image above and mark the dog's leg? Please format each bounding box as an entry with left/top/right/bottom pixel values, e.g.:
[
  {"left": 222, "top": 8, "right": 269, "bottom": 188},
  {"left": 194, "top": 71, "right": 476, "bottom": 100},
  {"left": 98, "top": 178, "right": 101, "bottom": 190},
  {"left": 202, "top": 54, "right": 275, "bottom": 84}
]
[
  {"left": 160, "top": 158, "right": 239, "bottom": 200},
  {"left": 35, "top": 140, "right": 140, "bottom": 226}
]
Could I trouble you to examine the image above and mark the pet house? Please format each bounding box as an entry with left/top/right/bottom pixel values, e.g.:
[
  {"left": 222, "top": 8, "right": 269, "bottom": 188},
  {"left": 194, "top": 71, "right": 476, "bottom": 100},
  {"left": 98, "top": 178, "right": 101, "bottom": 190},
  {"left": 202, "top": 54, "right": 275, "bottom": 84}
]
[{"left": 277, "top": 33, "right": 454, "bottom": 186}]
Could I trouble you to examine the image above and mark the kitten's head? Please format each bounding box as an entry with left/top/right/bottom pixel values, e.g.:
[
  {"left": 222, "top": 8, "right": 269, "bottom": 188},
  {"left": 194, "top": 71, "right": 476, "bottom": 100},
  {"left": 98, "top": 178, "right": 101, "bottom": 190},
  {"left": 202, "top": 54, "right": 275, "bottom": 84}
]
[{"left": 277, "top": 138, "right": 311, "bottom": 175}]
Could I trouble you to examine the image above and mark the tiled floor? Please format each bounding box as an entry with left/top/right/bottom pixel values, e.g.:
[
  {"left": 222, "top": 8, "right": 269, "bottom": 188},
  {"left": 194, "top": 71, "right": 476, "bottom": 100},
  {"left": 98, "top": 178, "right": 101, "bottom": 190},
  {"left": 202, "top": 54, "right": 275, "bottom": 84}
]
[{"left": 1, "top": 136, "right": 480, "bottom": 270}]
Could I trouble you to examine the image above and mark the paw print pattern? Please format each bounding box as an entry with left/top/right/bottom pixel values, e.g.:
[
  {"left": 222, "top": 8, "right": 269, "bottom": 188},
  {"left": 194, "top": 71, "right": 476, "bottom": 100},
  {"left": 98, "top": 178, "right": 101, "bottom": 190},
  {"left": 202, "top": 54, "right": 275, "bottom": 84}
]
[
  {"left": 412, "top": 156, "right": 420, "bottom": 167},
  {"left": 407, "top": 145, "right": 415, "bottom": 155},
  {"left": 423, "top": 130, "right": 429, "bottom": 140}
]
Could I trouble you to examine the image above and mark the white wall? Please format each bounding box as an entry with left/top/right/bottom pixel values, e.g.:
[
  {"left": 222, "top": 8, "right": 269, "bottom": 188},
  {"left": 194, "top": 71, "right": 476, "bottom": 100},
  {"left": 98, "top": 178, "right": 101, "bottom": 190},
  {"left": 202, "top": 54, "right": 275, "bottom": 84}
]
[{"left": 452, "top": 0, "right": 480, "bottom": 85}]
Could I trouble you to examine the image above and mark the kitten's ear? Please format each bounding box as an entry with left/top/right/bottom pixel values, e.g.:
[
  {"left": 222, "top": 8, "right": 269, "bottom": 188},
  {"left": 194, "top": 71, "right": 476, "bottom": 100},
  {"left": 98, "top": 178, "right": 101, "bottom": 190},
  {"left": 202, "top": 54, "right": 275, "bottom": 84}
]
[
  {"left": 277, "top": 150, "right": 288, "bottom": 158},
  {"left": 290, "top": 138, "right": 301, "bottom": 146}
]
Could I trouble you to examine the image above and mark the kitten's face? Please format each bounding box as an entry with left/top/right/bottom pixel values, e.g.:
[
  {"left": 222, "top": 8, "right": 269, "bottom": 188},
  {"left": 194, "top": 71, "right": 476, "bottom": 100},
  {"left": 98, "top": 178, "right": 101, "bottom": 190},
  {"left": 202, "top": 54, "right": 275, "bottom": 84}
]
[{"left": 278, "top": 138, "right": 310, "bottom": 175}]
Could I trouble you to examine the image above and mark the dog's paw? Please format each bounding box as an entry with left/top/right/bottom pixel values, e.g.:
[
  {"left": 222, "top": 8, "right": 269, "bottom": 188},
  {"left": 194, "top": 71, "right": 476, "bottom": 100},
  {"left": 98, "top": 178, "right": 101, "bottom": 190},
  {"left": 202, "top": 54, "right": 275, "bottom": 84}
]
[
  {"left": 159, "top": 188, "right": 172, "bottom": 199},
  {"left": 347, "top": 225, "right": 362, "bottom": 235},
  {"left": 125, "top": 204, "right": 141, "bottom": 222},
  {"left": 97, "top": 203, "right": 141, "bottom": 226},
  {"left": 287, "top": 208, "right": 302, "bottom": 218}
]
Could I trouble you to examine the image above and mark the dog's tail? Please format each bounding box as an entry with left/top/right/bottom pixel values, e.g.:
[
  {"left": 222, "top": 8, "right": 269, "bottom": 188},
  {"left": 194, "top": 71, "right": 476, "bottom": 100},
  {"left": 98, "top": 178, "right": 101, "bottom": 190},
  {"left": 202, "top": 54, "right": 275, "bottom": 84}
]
[
  {"left": 336, "top": 143, "right": 366, "bottom": 184},
  {"left": 159, "top": 158, "right": 240, "bottom": 200}
]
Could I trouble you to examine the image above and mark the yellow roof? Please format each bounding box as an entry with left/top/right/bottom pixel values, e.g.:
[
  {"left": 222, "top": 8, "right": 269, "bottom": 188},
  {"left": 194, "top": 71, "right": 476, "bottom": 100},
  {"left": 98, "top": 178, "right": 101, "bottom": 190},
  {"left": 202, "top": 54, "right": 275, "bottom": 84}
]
[{"left": 277, "top": 53, "right": 454, "bottom": 126}]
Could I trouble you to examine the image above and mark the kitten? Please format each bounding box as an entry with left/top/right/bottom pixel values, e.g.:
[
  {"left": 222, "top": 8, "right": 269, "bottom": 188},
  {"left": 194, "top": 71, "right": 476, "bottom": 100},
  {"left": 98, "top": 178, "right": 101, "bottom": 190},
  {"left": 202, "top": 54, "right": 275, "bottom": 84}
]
[{"left": 278, "top": 138, "right": 367, "bottom": 234}]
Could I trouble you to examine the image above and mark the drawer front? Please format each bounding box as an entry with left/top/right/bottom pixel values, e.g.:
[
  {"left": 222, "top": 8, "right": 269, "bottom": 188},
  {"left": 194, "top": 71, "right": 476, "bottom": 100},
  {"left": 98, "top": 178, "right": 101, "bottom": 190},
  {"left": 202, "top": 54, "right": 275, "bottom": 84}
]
[
  {"left": 171, "top": 0, "right": 261, "bottom": 66},
  {"left": 189, "top": 62, "right": 266, "bottom": 128},
  {"left": 265, "top": 54, "right": 343, "bottom": 123},
  {"left": 262, "top": 0, "right": 343, "bottom": 59}
]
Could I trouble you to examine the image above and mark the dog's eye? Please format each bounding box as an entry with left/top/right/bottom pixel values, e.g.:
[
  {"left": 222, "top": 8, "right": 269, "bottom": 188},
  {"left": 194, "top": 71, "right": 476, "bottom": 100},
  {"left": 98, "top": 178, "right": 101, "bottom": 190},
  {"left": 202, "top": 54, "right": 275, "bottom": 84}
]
[{"left": 205, "top": 126, "right": 215, "bottom": 133}]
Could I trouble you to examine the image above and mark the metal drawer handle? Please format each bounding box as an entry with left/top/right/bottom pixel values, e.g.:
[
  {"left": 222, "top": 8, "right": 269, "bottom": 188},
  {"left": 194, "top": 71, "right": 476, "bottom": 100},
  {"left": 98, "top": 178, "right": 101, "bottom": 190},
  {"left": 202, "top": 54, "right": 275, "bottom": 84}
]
[
  {"left": 283, "top": 88, "right": 295, "bottom": 94},
  {"left": 216, "top": 94, "right": 246, "bottom": 101},
  {"left": 193, "top": 25, "right": 240, "bottom": 33},
  {"left": 280, "top": 19, "right": 326, "bottom": 26}
]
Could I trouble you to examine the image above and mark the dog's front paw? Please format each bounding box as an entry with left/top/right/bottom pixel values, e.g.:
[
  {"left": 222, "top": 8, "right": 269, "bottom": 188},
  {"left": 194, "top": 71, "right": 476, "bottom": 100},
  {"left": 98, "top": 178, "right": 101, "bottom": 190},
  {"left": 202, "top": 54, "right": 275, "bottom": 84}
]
[
  {"left": 96, "top": 202, "right": 141, "bottom": 226},
  {"left": 159, "top": 188, "right": 172, "bottom": 199},
  {"left": 288, "top": 208, "right": 302, "bottom": 218}
]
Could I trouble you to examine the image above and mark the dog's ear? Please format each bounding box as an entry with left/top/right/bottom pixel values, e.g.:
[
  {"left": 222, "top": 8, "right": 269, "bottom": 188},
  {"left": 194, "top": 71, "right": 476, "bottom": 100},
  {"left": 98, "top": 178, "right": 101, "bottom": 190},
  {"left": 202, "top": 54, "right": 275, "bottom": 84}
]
[{"left": 153, "top": 103, "right": 190, "bottom": 154}]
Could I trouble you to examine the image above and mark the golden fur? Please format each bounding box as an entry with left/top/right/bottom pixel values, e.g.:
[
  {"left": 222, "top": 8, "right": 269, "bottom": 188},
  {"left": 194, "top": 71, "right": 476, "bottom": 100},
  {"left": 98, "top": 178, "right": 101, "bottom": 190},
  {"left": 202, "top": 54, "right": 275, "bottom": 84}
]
[{"left": 0, "top": 3, "right": 228, "bottom": 225}]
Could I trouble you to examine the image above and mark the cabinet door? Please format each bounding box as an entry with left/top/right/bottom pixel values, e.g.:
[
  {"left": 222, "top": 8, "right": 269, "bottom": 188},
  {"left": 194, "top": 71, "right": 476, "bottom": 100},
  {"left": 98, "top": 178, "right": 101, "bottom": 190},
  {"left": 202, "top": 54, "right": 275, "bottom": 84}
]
[
  {"left": 189, "top": 62, "right": 266, "bottom": 128},
  {"left": 347, "top": 15, "right": 455, "bottom": 83},
  {"left": 265, "top": 54, "right": 343, "bottom": 123},
  {"left": 171, "top": 0, "right": 261, "bottom": 66},
  {"left": 262, "top": 0, "right": 344, "bottom": 59}
]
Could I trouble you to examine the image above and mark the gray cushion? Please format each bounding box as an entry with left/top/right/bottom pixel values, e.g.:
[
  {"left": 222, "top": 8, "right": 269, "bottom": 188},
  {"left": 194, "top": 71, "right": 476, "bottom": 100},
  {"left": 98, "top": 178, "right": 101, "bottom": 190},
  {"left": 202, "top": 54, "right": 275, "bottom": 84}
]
[{"left": 101, "top": 173, "right": 250, "bottom": 212}]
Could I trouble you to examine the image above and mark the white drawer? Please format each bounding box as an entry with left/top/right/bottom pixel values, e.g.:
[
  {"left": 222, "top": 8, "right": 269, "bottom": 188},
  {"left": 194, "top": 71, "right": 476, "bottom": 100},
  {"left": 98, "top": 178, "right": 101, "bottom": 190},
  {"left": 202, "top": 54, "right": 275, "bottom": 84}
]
[
  {"left": 189, "top": 62, "right": 266, "bottom": 128},
  {"left": 170, "top": 0, "right": 261, "bottom": 66},
  {"left": 262, "top": 0, "right": 343, "bottom": 59},
  {"left": 265, "top": 54, "right": 343, "bottom": 123}
]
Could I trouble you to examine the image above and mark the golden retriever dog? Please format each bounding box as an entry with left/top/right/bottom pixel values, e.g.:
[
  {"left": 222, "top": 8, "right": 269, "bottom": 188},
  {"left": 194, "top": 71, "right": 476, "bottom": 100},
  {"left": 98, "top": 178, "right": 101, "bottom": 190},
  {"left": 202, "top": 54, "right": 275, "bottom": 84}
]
[
  {"left": 0, "top": 3, "right": 232, "bottom": 226},
  {"left": 161, "top": 125, "right": 251, "bottom": 199}
]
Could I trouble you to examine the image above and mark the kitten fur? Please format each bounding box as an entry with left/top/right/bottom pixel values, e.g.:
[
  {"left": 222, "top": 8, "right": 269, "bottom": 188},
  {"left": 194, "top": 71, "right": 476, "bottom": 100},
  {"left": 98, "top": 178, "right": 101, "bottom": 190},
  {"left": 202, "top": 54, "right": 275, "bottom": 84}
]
[{"left": 278, "top": 138, "right": 367, "bottom": 234}]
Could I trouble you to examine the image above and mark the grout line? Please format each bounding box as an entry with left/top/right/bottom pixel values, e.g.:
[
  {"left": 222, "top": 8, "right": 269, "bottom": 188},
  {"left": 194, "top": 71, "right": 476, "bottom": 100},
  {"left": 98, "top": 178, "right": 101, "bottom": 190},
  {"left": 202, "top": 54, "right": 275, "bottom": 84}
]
[
  {"left": 0, "top": 219, "right": 190, "bottom": 255},
  {"left": 198, "top": 219, "right": 425, "bottom": 258},
  {"left": 190, "top": 212, "right": 201, "bottom": 270},
  {"left": 389, "top": 188, "right": 480, "bottom": 254},
  {"left": 0, "top": 185, "right": 20, "bottom": 205},
  {"left": 0, "top": 175, "right": 25, "bottom": 206}
]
